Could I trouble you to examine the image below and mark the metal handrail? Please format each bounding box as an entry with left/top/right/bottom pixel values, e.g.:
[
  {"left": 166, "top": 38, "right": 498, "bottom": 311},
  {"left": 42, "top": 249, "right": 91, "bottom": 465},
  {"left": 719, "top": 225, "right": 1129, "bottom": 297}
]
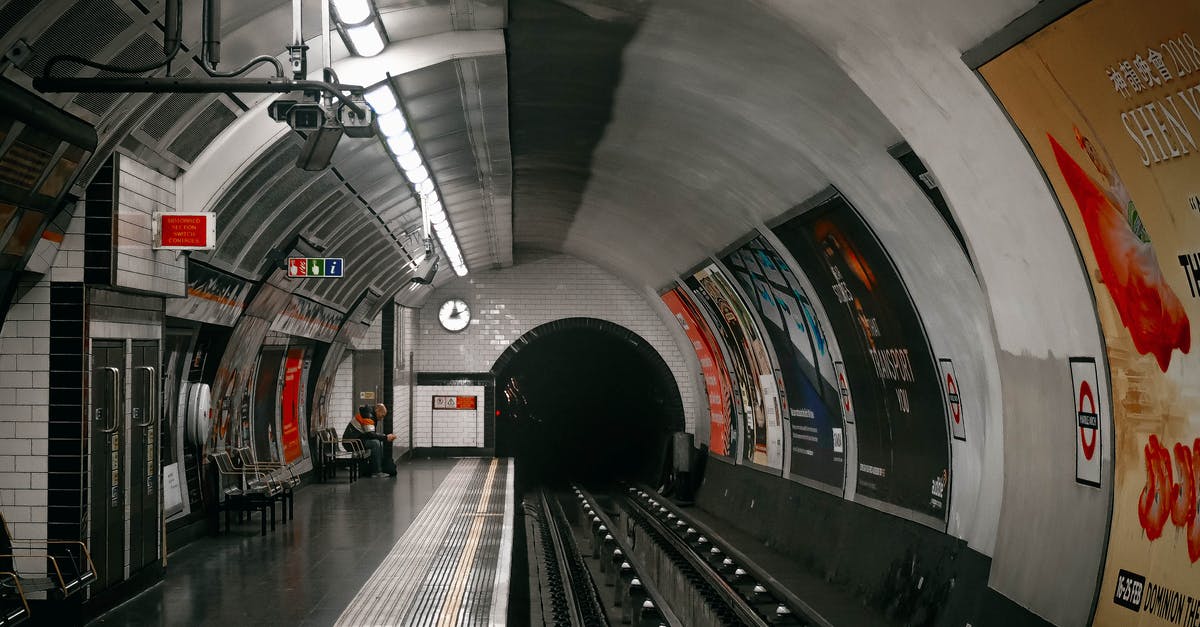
[
  {"left": 95, "top": 368, "right": 121, "bottom": 434},
  {"left": 0, "top": 571, "right": 29, "bottom": 618},
  {"left": 133, "top": 367, "right": 156, "bottom": 427}
]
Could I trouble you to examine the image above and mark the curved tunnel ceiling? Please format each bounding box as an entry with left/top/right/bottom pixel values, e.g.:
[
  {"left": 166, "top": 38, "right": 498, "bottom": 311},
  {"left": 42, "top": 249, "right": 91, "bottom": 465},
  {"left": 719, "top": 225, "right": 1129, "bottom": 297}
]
[
  {"left": 1, "top": 0, "right": 514, "bottom": 314},
  {"left": 4, "top": 0, "right": 1031, "bottom": 300}
]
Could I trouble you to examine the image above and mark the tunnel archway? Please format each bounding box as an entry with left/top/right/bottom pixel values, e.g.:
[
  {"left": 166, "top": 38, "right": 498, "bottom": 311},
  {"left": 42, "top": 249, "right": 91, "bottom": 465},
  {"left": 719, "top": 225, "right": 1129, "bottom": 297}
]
[{"left": 491, "top": 317, "right": 685, "bottom": 488}]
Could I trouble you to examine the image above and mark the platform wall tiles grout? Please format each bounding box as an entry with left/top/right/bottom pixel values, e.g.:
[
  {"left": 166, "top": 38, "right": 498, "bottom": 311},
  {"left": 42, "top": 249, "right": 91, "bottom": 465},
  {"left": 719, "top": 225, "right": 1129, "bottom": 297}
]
[
  {"left": 392, "top": 305, "right": 417, "bottom": 448},
  {"left": 0, "top": 279, "right": 52, "bottom": 549},
  {"left": 330, "top": 354, "right": 355, "bottom": 430}
]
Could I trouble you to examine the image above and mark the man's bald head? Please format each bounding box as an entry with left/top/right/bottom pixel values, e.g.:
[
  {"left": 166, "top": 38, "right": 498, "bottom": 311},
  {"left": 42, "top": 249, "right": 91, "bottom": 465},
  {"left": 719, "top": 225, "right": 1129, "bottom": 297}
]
[{"left": 373, "top": 403, "right": 388, "bottom": 417}]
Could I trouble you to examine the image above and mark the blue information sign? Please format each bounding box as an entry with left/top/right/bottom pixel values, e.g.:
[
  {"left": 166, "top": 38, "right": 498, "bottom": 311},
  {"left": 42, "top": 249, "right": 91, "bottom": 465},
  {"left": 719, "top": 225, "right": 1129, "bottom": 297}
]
[{"left": 287, "top": 257, "right": 345, "bottom": 278}]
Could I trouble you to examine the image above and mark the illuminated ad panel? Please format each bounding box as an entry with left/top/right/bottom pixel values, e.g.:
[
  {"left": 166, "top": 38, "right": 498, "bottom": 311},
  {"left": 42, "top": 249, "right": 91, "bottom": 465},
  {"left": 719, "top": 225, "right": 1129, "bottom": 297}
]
[
  {"left": 280, "top": 348, "right": 305, "bottom": 464},
  {"left": 662, "top": 287, "right": 739, "bottom": 458},
  {"left": 685, "top": 264, "right": 784, "bottom": 470},
  {"left": 774, "top": 194, "right": 949, "bottom": 522},
  {"left": 979, "top": 1, "right": 1200, "bottom": 620},
  {"left": 723, "top": 237, "right": 845, "bottom": 490}
]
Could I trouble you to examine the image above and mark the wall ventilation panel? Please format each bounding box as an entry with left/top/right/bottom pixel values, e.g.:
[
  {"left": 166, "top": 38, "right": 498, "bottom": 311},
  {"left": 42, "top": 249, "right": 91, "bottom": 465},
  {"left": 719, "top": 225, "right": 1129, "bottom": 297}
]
[
  {"left": 25, "top": 0, "right": 134, "bottom": 78},
  {"left": 168, "top": 99, "right": 237, "bottom": 164},
  {"left": 0, "top": 0, "right": 40, "bottom": 39},
  {"left": 70, "top": 33, "right": 162, "bottom": 118}
]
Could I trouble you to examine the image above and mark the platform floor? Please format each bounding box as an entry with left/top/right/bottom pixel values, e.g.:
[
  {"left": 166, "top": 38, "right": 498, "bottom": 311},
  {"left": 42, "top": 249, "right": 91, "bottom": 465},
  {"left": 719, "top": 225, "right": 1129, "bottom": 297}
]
[{"left": 88, "top": 457, "right": 514, "bottom": 626}]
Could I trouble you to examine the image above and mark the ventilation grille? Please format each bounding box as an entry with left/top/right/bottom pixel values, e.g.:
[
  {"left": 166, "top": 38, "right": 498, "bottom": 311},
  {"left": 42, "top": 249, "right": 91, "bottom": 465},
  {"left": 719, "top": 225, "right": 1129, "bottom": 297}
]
[
  {"left": 140, "top": 93, "right": 208, "bottom": 141},
  {"left": 75, "top": 105, "right": 144, "bottom": 187},
  {"left": 168, "top": 99, "right": 236, "bottom": 163},
  {"left": 26, "top": 0, "right": 134, "bottom": 78},
  {"left": 243, "top": 176, "right": 337, "bottom": 268},
  {"left": 0, "top": 0, "right": 39, "bottom": 38},
  {"left": 218, "top": 151, "right": 310, "bottom": 261},
  {"left": 211, "top": 138, "right": 298, "bottom": 220},
  {"left": 70, "top": 33, "right": 162, "bottom": 117}
]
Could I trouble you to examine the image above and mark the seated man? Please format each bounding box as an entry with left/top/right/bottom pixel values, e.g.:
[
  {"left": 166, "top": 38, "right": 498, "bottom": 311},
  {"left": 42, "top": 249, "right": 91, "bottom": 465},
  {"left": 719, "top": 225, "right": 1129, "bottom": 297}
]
[{"left": 342, "top": 403, "right": 397, "bottom": 477}]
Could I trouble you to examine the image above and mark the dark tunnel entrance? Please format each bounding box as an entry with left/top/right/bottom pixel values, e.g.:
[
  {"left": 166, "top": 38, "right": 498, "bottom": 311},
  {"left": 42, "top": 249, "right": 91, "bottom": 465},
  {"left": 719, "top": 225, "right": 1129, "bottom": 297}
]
[{"left": 492, "top": 318, "right": 684, "bottom": 489}]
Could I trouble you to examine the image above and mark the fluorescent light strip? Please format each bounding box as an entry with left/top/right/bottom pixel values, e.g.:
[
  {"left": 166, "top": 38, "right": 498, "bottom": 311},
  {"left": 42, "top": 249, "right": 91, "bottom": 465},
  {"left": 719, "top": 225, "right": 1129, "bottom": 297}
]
[
  {"left": 332, "top": 0, "right": 372, "bottom": 24},
  {"left": 364, "top": 83, "right": 468, "bottom": 276},
  {"left": 345, "top": 23, "right": 385, "bottom": 57}
]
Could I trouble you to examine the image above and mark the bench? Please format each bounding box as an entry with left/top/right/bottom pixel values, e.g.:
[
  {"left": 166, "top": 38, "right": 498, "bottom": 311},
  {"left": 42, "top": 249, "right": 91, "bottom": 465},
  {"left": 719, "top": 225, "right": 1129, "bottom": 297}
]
[
  {"left": 316, "top": 427, "right": 369, "bottom": 483},
  {"left": 207, "top": 451, "right": 282, "bottom": 536},
  {"left": 0, "top": 513, "right": 96, "bottom": 625},
  {"left": 230, "top": 447, "right": 298, "bottom": 523}
]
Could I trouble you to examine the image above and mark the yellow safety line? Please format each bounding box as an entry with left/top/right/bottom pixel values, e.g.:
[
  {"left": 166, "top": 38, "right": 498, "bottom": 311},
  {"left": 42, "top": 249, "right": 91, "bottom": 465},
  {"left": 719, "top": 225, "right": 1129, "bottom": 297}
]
[{"left": 436, "top": 458, "right": 499, "bottom": 627}]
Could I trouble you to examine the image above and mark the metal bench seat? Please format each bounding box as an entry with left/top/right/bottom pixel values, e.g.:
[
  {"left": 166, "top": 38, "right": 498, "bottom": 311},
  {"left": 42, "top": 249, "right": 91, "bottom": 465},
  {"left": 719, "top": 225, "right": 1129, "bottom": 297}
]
[
  {"left": 231, "top": 447, "right": 298, "bottom": 522},
  {"left": 317, "top": 427, "right": 369, "bottom": 482},
  {"left": 209, "top": 451, "right": 280, "bottom": 536},
  {"left": 0, "top": 514, "right": 97, "bottom": 626}
]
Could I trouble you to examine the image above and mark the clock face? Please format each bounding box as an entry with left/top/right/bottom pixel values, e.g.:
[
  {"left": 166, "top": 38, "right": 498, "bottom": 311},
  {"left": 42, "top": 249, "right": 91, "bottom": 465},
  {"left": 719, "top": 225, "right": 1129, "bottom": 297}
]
[{"left": 438, "top": 298, "right": 471, "bottom": 332}]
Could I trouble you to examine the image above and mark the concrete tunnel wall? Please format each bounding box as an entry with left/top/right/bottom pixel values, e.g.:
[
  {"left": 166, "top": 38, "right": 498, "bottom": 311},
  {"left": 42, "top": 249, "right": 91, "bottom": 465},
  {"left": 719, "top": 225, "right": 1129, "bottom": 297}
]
[{"left": 1, "top": 0, "right": 1198, "bottom": 625}]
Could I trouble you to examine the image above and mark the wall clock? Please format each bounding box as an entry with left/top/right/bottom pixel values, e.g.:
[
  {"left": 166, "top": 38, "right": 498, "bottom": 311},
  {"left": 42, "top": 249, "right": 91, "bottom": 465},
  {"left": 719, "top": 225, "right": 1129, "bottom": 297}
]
[{"left": 438, "top": 298, "right": 471, "bottom": 332}]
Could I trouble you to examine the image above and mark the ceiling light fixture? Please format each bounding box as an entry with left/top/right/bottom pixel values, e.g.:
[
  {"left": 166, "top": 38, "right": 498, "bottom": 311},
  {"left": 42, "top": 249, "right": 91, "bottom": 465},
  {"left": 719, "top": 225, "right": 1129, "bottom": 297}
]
[
  {"left": 345, "top": 23, "right": 385, "bottom": 57},
  {"left": 331, "top": 0, "right": 372, "bottom": 25},
  {"left": 332, "top": 0, "right": 388, "bottom": 57},
  {"left": 364, "top": 77, "right": 468, "bottom": 277}
]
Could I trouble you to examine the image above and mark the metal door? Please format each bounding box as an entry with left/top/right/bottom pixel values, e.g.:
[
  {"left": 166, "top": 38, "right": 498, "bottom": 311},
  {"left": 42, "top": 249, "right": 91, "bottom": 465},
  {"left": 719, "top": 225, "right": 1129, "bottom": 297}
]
[
  {"left": 129, "top": 341, "right": 159, "bottom": 571},
  {"left": 353, "top": 350, "right": 382, "bottom": 411},
  {"left": 89, "top": 341, "right": 124, "bottom": 592}
]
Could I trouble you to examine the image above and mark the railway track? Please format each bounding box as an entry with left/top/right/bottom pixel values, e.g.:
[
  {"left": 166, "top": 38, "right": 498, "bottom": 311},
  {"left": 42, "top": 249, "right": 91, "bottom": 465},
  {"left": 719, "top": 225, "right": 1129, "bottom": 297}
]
[
  {"left": 527, "top": 484, "right": 816, "bottom": 626},
  {"left": 526, "top": 489, "right": 610, "bottom": 626}
]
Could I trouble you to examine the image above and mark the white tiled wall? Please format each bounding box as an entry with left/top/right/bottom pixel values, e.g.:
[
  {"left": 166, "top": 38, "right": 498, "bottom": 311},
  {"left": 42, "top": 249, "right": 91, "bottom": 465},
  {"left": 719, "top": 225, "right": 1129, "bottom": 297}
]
[
  {"left": 413, "top": 385, "right": 485, "bottom": 448},
  {"left": 113, "top": 154, "right": 186, "bottom": 297},
  {"left": 392, "top": 306, "right": 416, "bottom": 447},
  {"left": 416, "top": 255, "right": 697, "bottom": 432},
  {"left": 0, "top": 280, "right": 50, "bottom": 546},
  {"left": 330, "top": 353, "right": 355, "bottom": 428},
  {"left": 48, "top": 208, "right": 86, "bottom": 283}
]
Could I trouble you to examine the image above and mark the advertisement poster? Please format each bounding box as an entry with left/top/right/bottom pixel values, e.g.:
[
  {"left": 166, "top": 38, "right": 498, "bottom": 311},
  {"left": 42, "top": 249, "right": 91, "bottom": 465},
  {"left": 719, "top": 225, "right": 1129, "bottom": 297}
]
[
  {"left": 280, "top": 348, "right": 304, "bottom": 464},
  {"left": 271, "top": 295, "right": 343, "bottom": 343},
  {"left": 774, "top": 194, "right": 949, "bottom": 522},
  {"left": 723, "top": 237, "right": 846, "bottom": 488},
  {"left": 166, "top": 261, "right": 251, "bottom": 327},
  {"left": 685, "top": 263, "right": 782, "bottom": 469},
  {"left": 980, "top": 2, "right": 1200, "bottom": 622},
  {"left": 662, "top": 287, "right": 738, "bottom": 457}
]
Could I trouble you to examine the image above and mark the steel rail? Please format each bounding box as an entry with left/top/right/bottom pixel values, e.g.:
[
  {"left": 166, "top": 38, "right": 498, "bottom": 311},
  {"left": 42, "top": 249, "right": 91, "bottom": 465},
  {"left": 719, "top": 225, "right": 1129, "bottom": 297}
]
[
  {"left": 620, "top": 490, "right": 772, "bottom": 627},
  {"left": 537, "top": 490, "right": 608, "bottom": 627},
  {"left": 574, "top": 486, "right": 683, "bottom": 627}
]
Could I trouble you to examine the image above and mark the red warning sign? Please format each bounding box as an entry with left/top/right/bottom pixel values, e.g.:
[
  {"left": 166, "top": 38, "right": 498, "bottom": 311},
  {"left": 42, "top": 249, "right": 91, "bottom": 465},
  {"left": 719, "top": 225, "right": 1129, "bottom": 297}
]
[
  {"left": 938, "top": 358, "right": 966, "bottom": 441},
  {"left": 1070, "top": 357, "right": 1102, "bottom": 488},
  {"left": 432, "top": 395, "right": 477, "bottom": 410},
  {"left": 154, "top": 212, "right": 215, "bottom": 249}
]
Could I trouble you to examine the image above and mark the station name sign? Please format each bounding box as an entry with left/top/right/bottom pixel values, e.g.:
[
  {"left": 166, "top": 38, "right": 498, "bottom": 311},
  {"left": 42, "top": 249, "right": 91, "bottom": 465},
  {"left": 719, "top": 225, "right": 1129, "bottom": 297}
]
[
  {"left": 153, "top": 212, "right": 215, "bottom": 250},
  {"left": 287, "top": 257, "right": 344, "bottom": 278}
]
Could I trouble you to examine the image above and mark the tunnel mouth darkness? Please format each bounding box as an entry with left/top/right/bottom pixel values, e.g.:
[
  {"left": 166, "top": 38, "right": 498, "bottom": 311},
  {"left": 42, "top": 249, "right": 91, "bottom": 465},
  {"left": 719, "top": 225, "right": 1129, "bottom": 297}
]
[{"left": 492, "top": 318, "right": 684, "bottom": 490}]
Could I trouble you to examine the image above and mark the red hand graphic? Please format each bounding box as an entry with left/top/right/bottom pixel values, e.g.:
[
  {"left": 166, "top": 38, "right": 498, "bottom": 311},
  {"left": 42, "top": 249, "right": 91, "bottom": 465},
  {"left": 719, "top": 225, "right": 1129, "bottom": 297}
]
[
  {"left": 1139, "top": 435, "right": 1173, "bottom": 540},
  {"left": 1049, "top": 135, "right": 1191, "bottom": 372},
  {"left": 1171, "top": 441, "right": 1196, "bottom": 528},
  {"left": 1189, "top": 439, "right": 1200, "bottom": 563}
]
